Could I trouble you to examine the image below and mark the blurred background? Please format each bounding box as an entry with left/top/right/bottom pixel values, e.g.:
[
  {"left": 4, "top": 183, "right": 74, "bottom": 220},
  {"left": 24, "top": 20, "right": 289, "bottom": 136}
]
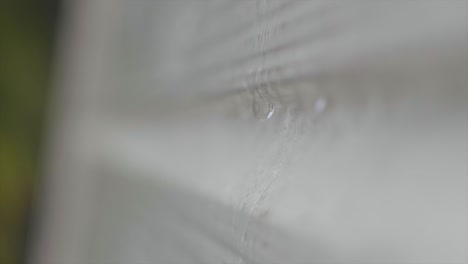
[
  {"left": 0, "top": 1, "right": 60, "bottom": 263},
  {"left": 1, "top": 1, "right": 467, "bottom": 264}
]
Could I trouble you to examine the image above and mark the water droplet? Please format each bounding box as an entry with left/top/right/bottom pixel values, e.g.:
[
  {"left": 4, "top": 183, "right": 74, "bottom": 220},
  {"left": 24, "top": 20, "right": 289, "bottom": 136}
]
[
  {"left": 253, "top": 97, "right": 275, "bottom": 120},
  {"left": 313, "top": 96, "right": 328, "bottom": 114}
]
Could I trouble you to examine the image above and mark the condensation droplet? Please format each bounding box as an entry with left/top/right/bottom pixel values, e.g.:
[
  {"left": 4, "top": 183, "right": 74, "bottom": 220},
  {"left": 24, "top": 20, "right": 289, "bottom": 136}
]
[{"left": 252, "top": 97, "right": 275, "bottom": 120}]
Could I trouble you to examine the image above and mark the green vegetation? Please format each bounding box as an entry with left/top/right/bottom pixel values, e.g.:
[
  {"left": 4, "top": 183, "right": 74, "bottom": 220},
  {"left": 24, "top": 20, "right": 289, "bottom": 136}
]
[{"left": 0, "top": 1, "right": 58, "bottom": 263}]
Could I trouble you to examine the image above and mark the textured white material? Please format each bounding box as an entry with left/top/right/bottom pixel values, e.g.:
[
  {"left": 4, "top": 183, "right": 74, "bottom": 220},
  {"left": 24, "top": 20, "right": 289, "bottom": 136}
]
[{"left": 33, "top": 1, "right": 467, "bottom": 264}]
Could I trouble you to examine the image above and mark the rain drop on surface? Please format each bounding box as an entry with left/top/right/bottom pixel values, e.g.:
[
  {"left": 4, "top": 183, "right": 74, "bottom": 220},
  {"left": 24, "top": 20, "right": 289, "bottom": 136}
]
[{"left": 252, "top": 97, "right": 275, "bottom": 120}]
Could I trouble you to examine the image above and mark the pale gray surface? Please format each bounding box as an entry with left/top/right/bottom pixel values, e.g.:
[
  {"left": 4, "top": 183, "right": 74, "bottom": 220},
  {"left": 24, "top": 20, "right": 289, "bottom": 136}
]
[{"left": 33, "top": 1, "right": 467, "bottom": 263}]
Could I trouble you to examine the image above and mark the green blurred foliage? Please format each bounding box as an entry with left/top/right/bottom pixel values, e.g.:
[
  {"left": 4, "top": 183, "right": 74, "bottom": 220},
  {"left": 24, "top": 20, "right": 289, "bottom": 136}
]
[{"left": 0, "top": 1, "right": 58, "bottom": 263}]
